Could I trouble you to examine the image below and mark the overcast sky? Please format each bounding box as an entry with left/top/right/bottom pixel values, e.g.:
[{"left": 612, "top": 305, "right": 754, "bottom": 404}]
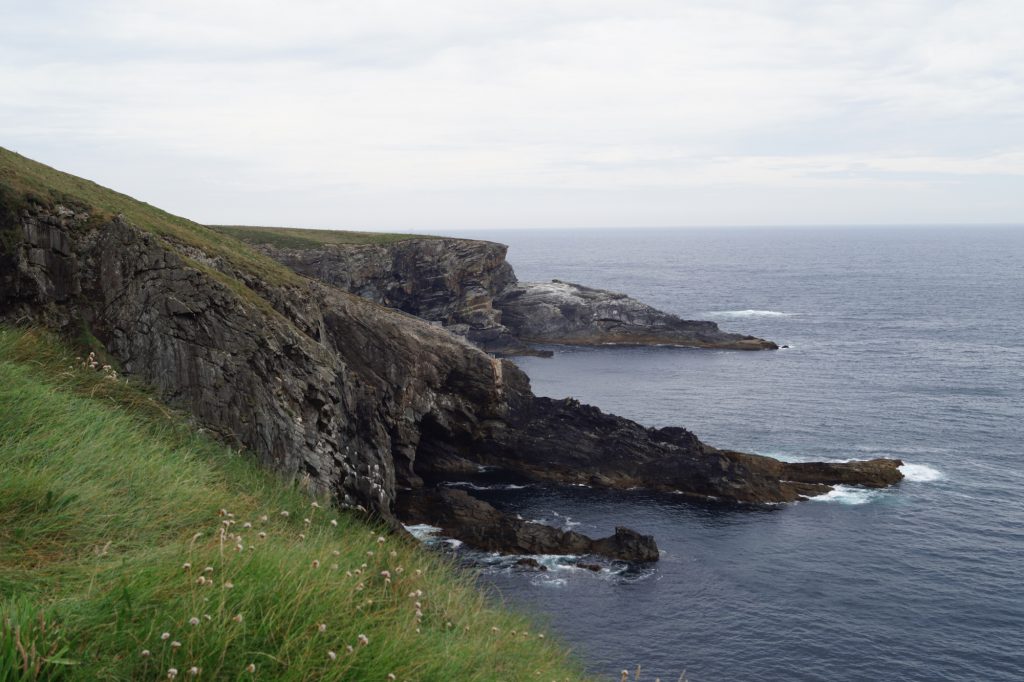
[{"left": 2, "top": 1, "right": 1022, "bottom": 230}]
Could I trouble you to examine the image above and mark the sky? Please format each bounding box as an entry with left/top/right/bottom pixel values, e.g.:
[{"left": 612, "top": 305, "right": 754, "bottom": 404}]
[{"left": 1, "top": 0, "right": 1022, "bottom": 230}]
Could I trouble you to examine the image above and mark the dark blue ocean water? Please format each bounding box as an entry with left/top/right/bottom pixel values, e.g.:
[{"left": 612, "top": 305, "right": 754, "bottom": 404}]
[{"left": 443, "top": 226, "right": 1024, "bottom": 681}]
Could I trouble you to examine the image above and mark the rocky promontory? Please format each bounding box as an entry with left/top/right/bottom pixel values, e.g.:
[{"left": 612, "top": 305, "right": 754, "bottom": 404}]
[
  {"left": 223, "top": 226, "right": 777, "bottom": 354},
  {"left": 496, "top": 279, "right": 778, "bottom": 350},
  {"left": 1, "top": 148, "right": 902, "bottom": 562}
]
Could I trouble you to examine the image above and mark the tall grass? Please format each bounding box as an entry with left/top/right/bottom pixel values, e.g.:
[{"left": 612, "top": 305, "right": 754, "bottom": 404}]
[{"left": 0, "top": 328, "right": 586, "bottom": 681}]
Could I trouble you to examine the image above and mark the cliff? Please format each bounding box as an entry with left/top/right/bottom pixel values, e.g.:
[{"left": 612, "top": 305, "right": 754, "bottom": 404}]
[
  {"left": 0, "top": 148, "right": 902, "bottom": 556},
  {"left": 222, "top": 225, "right": 777, "bottom": 353}
]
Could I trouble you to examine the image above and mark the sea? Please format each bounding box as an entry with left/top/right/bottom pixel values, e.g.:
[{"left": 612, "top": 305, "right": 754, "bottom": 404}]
[{"left": 419, "top": 226, "right": 1024, "bottom": 681}]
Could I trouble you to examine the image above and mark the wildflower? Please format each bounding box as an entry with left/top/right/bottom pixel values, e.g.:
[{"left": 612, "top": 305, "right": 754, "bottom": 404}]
[
  {"left": 538, "top": 633, "right": 545, "bottom": 639},
  {"left": 171, "top": 641, "right": 182, "bottom": 649},
  {"left": 445, "top": 621, "right": 452, "bottom": 628},
  {"left": 356, "top": 582, "right": 364, "bottom": 591},
  {"left": 346, "top": 571, "right": 353, "bottom": 577},
  {"left": 299, "top": 534, "right": 306, "bottom": 540},
  {"left": 182, "top": 562, "right": 192, "bottom": 571},
  {"left": 345, "top": 645, "right": 354, "bottom": 654},
  {"left": 259, "top": 515, "right": 268, "bottom": 522},
  {"left": 203, "top": 614, "right": 212, "bottom": 621},
  {"left": 203, "top": 566, "right": 214, "bottom": 574},
  {"left": 235, "top": 543, "right": 244, "bottom": 552},
  {"left": 242, "top": 522, "right": 252, "bottom": 529},
  {"left": 224, "top": 581, "right": 234, "bottom": 589},
  {"left": 331, "top": 564, "right": 339, "bottom": 570},
  {"left": 311, "top": 501, "right": 320, "bottom": 508},
  {"left": 189, "top": 617, "right": 200, "bottom": 626},
  {"left": 188, "top": 667, "right": 199, "bottom": 677},
  {"left": 168, "top": 669, "right": 178, "bottom": 679},
  {"left": 219, "top": 509, "right": 228, "bottom": 517},
  {"left": 366, "top": 551, "right": 374, "bottom": 557},
  {"left": 414, "top": 601, "right": 421, "bottom": 609},
  {"left": 376, "top": 536, "right": 386, "bottom": 544},
  {"left": 357, "top": 633, "right": 369, "bottom": 646},
  {"left": 196, "top": 576, "right": 207, "bottom": 586},
  {"left": 232, "top": 614, "right": 243, "bottom": 623},
  {"left": 312, "top": 559, "right": 320, "bottom": 569},
  {"left": 327, "top": 651, "right": 337, "bottom": 661},
  {"left": 380, "top": 570, "right": 391, "bottom": 579},
  {"left": 258, "top": 531, "right": 266, "bottom": 539},
  {"left": 491, "top": 626, "right": 499, "bottom": 633},
  {"left": 161, "top": 632, "right": 171, "bottom": 641},
  {"left": 388, "top": 675, "right": 397, "bottom": 681},
  {"left": 390, "top": 551, "right": 397, "bottom": 558},
  {"left": 141, "top": 649, "right": 151, "bottom": 657},
  {"left": 245, "top": 663, "right": 256, "bottom": 673},
  {"left": 415, "top": 569, "right": 422, "bottom": 577},
  {"left": 280, "top": 511, "right": 290, "bottom": 517},
  {"left": 332, "top": 550, "right": 340, "bottom": 556},
  {"left": 304, "top": 518, "right": 311, "bottom": 525},
  {"left": 330, "top": 519, "right": 338, "bottom": 526}
]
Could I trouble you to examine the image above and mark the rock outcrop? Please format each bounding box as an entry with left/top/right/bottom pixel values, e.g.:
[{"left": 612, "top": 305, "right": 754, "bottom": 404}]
[
  {"left": 496, "top": 279, "right": 778, "bottom": 350},
  {"left": 242, "top": 236, "right": 533, "bottom": 355},
  {"left": 398, "top": 488, "right": 660, "bottom": 562},
  {"left": 0, "top": 150, "right": 903, "bottom": 559},
  {"left": 232, "top": 231, "right": 776, "bottom": 354}
]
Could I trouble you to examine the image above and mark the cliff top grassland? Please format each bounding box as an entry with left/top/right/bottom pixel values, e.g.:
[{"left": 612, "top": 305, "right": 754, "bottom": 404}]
[
  {"left": 213, "top": 225, "right": 440, "bottom": 249},
  {"left": 0, "top": 327, "right": 586, "bottom": 681},
  {"left": 0, "top": 147, "right": 302, "bottom": 292}
]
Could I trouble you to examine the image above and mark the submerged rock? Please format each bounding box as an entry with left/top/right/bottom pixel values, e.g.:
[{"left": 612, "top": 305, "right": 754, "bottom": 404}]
[{"left": 398, "top": 488, "right": 660, "bottom": 562}]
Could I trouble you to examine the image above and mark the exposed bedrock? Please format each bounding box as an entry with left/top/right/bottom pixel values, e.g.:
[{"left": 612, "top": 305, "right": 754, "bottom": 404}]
[
  {"left": 398, "top": 488, "right": 660, "bottom": 562},
  {"left": 243, "top": 237, "right": 775, "bottom": 354},
  {"left": 1, "top": 194, "right": 901, "bottom": 558},
  {"left": 495, "top": 280, "right": 778, "bottom": 350}
]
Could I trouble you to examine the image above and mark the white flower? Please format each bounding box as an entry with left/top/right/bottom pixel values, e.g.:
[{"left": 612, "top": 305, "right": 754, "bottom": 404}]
[
  {"left": 311, "top": 501, "right": 321, "bottom": 508},
  {"left": 357, "top": 633, "right": 369, "bottom": 646},
  {"left": 188, "top": 667, "right": 199, "bottom": 677},
  {"left": 327, "top": 651, "right": 337, "bottom": 661},
  {"left": 332, "top": 550, "right": 340, "bottom": 556},
  {"left": 303, "top": 518, "right": 311, "bottom": 525},
  {"left": 141, "top": 649, "right": 151, "bottom": 657},
  {"left": 380, "top": 570, "right": 391, "bottom": 579},
  {"left": 232, "top": 614, "right": 243, "bottom": 623},
  {"left": 280, "top": 511, "right": 289, "bottom": 517},
  {"left": 245, "top": 663, "right": 256, "bottom": 673},
  {"left": 161, "top": 632, "right": 171, "bottom": 640},
  {"left": 203, "top": 566, "right": 213, "bottom": 574},
  {"left": 376, "top": 536, "right": 386, "bottom": 544},
  {"left": 388, "top": 674, "right": 396, "bottom": 681},
  {"left": 330, "top": 519, "right": 338, "bottom": 526},
  {"left": 189, "top": 617, "right": 200, "bottom": 626},
  {"left": 224, "top": 581, "right": 234, "bottom": 589},
  {"left": 182, "top": 562, "right": 192, "bottom": 571},
  {"left": 318, "top": 623, "right": 327, "bottom": 633},
  {"left": 258, "top": 532, "right": 266, "bottom": 539},
  {"left": 259, "top": 515, "right": 268, "bottom": 522},
  {"left": 167, "top": 668, "right": 178, "bottom": 679},
  {"left": 171, "top": 641, "right": 182, "bottom": 649}
]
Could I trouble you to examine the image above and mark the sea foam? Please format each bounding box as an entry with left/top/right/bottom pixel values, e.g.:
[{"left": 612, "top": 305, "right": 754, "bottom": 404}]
[
  {"left": 708, "top": 309, "right": 793, "bottom": 318},
  {"left": 899, "top": 463, "right": 944, "bottom": 482}
]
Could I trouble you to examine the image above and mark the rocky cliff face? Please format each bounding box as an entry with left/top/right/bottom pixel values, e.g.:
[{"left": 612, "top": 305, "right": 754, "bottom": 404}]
[
  {"left": 246, "top": 238, "right": 528, "bottom": 354},
  {"left": 241, "top": 235, "right": 776, "bottom": 353},
  {"left": 1, "top": 161, "right": 901, "bottom": 558}
]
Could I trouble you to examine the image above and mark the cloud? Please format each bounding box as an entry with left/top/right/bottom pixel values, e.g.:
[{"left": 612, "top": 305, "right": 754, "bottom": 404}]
[{"left": 1, "top": 0, "right": 1021, "bottom": 228}]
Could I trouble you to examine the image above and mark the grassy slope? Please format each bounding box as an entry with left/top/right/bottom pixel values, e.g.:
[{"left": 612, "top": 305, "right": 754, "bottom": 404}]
[
  {"left": 213, "top": 226, "right": 438, "bottom": 250},
  {"left": 0, "top": 147, "right": 300, "bottom": 289},
  {"left": 0, "top": 329, "right": 585, "bottom": 681}
]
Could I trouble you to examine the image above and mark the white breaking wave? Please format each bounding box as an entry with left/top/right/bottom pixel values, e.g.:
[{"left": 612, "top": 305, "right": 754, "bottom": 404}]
[
  {"left": 810, "top": 486, "right": 883, "bottom": 505},
  {"left": 403, "top": 524, "right": 442, "bottom": 541},
  {"left": 708, "top": 309, "right": 793, "bottom": 318},
  {"left": 899, "top": 463, "right": 944, "bottom": 482},
  {"left": 445, "top": 481, "right": 529, "bottom": 491}
]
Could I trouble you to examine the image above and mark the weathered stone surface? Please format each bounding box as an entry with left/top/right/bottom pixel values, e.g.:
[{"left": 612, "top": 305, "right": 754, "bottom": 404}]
[
  {"left": 398, "top": 488, "right": 660, "bottom": 561},
  {"left": 496, "top": 279, "right": 778, "bottom": 350},
  {"left": 245, "top": 237, "right": 533, "bottom": 355},
  {"left": 245, "top": 237, "right": 776, "bottom": 353},
  {"left": 0, "top": 194, "right": 903, "bottom": 551}
]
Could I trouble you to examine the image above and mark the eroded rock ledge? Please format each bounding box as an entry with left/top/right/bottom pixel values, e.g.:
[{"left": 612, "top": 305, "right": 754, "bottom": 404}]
[{"left": 496, "top": 279, "right": 778, "bottom": 350}]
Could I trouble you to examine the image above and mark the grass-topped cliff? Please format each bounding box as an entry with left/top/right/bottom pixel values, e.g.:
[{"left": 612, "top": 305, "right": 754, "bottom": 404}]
[
  {"left": 0, "top": 328, "right": 585, "bottom": 681},
  {"left": 213, "top": 225, "right": 439, "bottom": 249}
]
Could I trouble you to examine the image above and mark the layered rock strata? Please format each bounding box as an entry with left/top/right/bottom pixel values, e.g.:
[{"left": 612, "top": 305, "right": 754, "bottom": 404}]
[
  {"left": 1, "top": 176, "right": 902, "bottom": 559},
  {"left": 236, "top": 232, "right": 776, "bottom": 353}
]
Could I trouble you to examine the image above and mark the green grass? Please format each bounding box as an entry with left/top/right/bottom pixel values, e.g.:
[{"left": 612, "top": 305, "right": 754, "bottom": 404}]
[
  {"left": 212, "top": 226, "right": 440, "bottom": 250},
  {"left": 0, "top": 328, "right": 586, "bottom": 681}
]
